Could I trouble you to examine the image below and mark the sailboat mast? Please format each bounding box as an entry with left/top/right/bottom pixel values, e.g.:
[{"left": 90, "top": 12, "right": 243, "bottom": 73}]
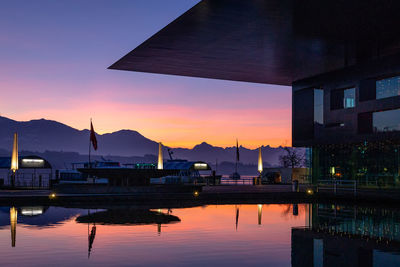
[
  {"left": 235, "top": 139, "right": 239, "bottom": 173},
  {"left": 88, "top": 119, "right": 91, "bottom": 168},
  {"left": 235, "top": 159, "right": 238, "bottom": 173}
]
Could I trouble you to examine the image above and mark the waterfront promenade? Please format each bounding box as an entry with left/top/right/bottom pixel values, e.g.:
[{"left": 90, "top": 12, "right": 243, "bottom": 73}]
[{"left": 1, "top": 185, "right": 400, "bottom": 207}]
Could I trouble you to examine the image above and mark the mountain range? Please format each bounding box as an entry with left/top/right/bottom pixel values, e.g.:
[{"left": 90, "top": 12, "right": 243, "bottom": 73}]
[{"left": 0, "top": 116, "right": 303, "bottom": 167}]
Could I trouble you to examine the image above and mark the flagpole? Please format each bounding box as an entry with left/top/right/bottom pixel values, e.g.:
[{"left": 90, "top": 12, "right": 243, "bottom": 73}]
[
  {"left": 89, "top": 118, "right": 91, "bottom": 168},
  {"left": 235, "top": 138, "right": 238, "bottom": 174}
]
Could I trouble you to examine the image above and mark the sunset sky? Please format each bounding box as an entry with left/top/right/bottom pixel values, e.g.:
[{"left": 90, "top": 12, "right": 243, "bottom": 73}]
[{"left": 0, "top": 0, "right": 291, "bottom": 149}]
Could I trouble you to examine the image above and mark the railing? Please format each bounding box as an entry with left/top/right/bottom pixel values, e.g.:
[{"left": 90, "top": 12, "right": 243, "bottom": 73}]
[
  {"left": 220, "top": 177, "right": 254, "bottom": 185},
  {"left": 317, "top": 179, "right": 357, "bottom": 196},
  {"left": 4, "top": 172, "right": 52, "bottom": 189}
]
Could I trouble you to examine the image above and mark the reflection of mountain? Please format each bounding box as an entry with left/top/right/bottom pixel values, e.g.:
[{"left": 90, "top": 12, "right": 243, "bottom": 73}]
[
  {"left": 76, "top": 209, "right": 181, "bottom": 225},
  {"left": 0, "top": 207, "right": 84, "bottom": 228}
]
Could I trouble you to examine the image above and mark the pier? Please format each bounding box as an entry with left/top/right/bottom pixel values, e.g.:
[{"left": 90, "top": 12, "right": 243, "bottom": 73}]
[{"left": 2, "top": 184, "right": 400, "bottom": 207}]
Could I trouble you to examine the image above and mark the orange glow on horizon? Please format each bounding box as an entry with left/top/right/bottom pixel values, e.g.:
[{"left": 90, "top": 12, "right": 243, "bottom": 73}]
[
  {"left": 2, "top": 107, "right": 292, "bottom": 149},
  {"left": 1, "top": 77, "right": 292, "bottom": 149}
]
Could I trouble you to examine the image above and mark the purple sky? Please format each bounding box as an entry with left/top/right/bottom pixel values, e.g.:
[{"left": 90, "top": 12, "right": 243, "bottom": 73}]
[{"left": 0, "top": 0, "right": 291, "bottom": 148}]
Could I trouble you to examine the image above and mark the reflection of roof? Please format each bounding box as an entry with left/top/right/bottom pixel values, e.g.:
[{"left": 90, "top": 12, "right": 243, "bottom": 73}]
[
  {"left": 0, "top": 155, "right": 52, "bottom": 169},
  {"left": 164, "top": 160, "right": 211, "bottom": 171},
  {"left": 0, "top": 207, "right": 84, "bottom": 228},
  {"left": 110, "top": 0, "right": 400, "bottom": 85},
  {"left": 76, "top": 209, "right": 181, "bottom": 225}
]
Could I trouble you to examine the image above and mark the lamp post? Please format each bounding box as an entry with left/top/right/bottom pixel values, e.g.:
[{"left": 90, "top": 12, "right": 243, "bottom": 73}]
[
  {"left": 258, "top": 147, "right": 263, "bottom": 184},
  {"left": 10, "top": 133, "right": 18, "bottom": 188},
  {"left": 158, "top": 142, "right": 163, "bottom": 170}
]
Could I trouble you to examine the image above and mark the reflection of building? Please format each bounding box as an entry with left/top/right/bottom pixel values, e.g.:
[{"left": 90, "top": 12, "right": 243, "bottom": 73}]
[
  {"left": 75, "top": 209, "right": 181, "bottom": 226},
  {"left": 0, "top": 206, "right": 83, "bottom": 230},
  {"left": 292, "top": 204, "right": 400, "bottom": 266},
  {"left": 109, "top": 1, "right": 400, "bottom": 190},
  {"left": 292, "top": 228, "right": 400, "bottom": 267}
]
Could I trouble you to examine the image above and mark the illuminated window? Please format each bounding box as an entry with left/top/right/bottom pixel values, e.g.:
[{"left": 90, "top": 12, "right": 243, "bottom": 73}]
[{"left": 343, "top": 88, "right": 355, "bottom": 108}]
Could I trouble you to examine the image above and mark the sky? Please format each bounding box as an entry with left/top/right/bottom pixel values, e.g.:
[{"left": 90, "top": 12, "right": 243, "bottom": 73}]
[{"left": 0, "top": 0, "right": 291, "bottom": 149}]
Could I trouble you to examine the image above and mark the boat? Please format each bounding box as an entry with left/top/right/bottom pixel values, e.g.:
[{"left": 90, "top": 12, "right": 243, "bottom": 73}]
[
  {"left": 229, "top": 139, "right": 241, "bottom": 179},
  {"left": 57, "top": 159, "right": 123, "bottom": 184},
  {"left": 150, "top": 159, "right": 212, "bottom": 185}
]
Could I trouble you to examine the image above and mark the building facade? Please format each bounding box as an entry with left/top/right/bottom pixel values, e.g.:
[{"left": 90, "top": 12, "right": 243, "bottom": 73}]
[{"left": 293, "top": 53, "right": 400, "bottom": 188}]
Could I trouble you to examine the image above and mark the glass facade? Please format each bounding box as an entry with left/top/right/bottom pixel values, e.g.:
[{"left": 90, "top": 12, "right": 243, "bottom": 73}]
[
  {"left": 343, "top": 88, "right": 355, "bottom": 108},
  {"left": 311, "top": 141, "right": 400, "bottom": 188},
  {"left": 314, "top": 89, "right": 323, "bottom": 125},
  {"left": 376, "top": 76, "right": 400, "bottom": 99},
  {"left": 373, "top": 108, "right": 400, "bottom": 132}
]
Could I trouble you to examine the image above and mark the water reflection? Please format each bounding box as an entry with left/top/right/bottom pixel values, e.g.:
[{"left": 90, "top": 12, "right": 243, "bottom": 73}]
[
  {"left": 87, "top": 215, "right": 96, "bottom": 258},
  {"left": 235, "top": 205, "right": 239, "bottom": 230},
  {"left": 10, "top": 207, "right": 17, "bottom": 247},
  {"left": 293, "top": 204, "right": 299, "bottom": 216},
  {"left": 75, "top": 209, "right": 181, "bottom": 226},
  {"left": 1, "top": 203, "right": 400, "bottom": 266},
  {"left": 0, "top": 206, "right": 83, "bottom": 228},
  {"left": 292, "top": 204, "right": 400, "bottom": 266}
]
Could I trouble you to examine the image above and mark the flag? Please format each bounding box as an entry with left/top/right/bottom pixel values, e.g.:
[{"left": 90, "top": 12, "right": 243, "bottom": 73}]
[
  {"left": 90, "top": 121, "right": 98, "bottom": 151},
  {"left": 236, "top": 139, "right": 240, "bottom": 162}
]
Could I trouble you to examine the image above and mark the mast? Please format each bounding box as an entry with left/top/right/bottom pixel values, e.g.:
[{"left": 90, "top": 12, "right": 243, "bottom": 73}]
[
  {"left": 88, "top": 119, "right": 92, "bottom": 168},
  {"left": 235, "top": 139, "right": 239, "bottom": 173}
]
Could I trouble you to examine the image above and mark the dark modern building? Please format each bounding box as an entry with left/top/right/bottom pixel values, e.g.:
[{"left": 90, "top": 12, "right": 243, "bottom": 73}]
[{"left": 110, "top": 0, "right": 400, "bottom": 188}]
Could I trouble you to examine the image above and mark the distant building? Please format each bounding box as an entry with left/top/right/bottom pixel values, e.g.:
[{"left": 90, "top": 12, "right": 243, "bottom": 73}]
[
  {"left": 262, "top": 167, "right": 308, "bottom": 184},
  {"left": 110, "top": 0, "right": 400, "bottom": 189},
  {"left": 0, "top": 155, "right": 52, "bottom": 188}
]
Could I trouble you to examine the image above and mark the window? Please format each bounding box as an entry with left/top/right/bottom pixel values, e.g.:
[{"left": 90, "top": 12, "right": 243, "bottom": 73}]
[
  {"left": 359, "top": 79, "right": 376, "bottom": 101},
  {"left": 314, "top": 89, "right": 324, "bottom": 125},
  {"left": 331, "top": 87, "right": 355, "bottom": 109},
  {"left": 376, "top": 76, "right": 400, "bottom": 99},
  {"left": 373, "top": 109, "right": 400, "bottom": 132},
  {"left": 358, "top": 112, "right": 372, "bottom": 134},
  {"left": 343, "top": 88, "right": 355, "bottom": 108}
]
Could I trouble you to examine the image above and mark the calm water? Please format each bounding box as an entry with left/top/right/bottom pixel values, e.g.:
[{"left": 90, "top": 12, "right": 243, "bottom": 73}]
[{"left": 0, "top": 203, "right": 399, "bottom": 266}]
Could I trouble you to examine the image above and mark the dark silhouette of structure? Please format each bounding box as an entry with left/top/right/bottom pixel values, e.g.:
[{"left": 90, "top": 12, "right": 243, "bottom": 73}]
[{"left": 110, "top": 0, "right": 400, "bottom": 189}]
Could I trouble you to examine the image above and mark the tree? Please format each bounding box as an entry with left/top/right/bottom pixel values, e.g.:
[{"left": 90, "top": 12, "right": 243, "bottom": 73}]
[{"left": 279, "top": 147, "right": 304, "bottom": 169}]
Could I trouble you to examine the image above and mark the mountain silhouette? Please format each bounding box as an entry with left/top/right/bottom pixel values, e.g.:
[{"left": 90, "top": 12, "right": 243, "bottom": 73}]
[
  {"left": 0, "top": 116, "right": 303, "bottom": 166},
  {"left": 0, "top": 116, "right": 158, "bottom": 157}
]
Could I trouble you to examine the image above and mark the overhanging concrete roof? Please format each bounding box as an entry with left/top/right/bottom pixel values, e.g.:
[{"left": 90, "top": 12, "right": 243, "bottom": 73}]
[{"left": 109, "top": 0, "right": 400, "bottom": 86}]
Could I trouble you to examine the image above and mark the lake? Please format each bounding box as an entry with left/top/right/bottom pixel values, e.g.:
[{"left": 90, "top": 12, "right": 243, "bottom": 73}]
[{"left": 0, "top": 203, "right": 399, "bottom": 266}]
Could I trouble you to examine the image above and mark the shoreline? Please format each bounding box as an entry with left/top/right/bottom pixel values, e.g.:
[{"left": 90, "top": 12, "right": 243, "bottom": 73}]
[{"left": 1, "top": 185, "right": 400, "bottom": 207}]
